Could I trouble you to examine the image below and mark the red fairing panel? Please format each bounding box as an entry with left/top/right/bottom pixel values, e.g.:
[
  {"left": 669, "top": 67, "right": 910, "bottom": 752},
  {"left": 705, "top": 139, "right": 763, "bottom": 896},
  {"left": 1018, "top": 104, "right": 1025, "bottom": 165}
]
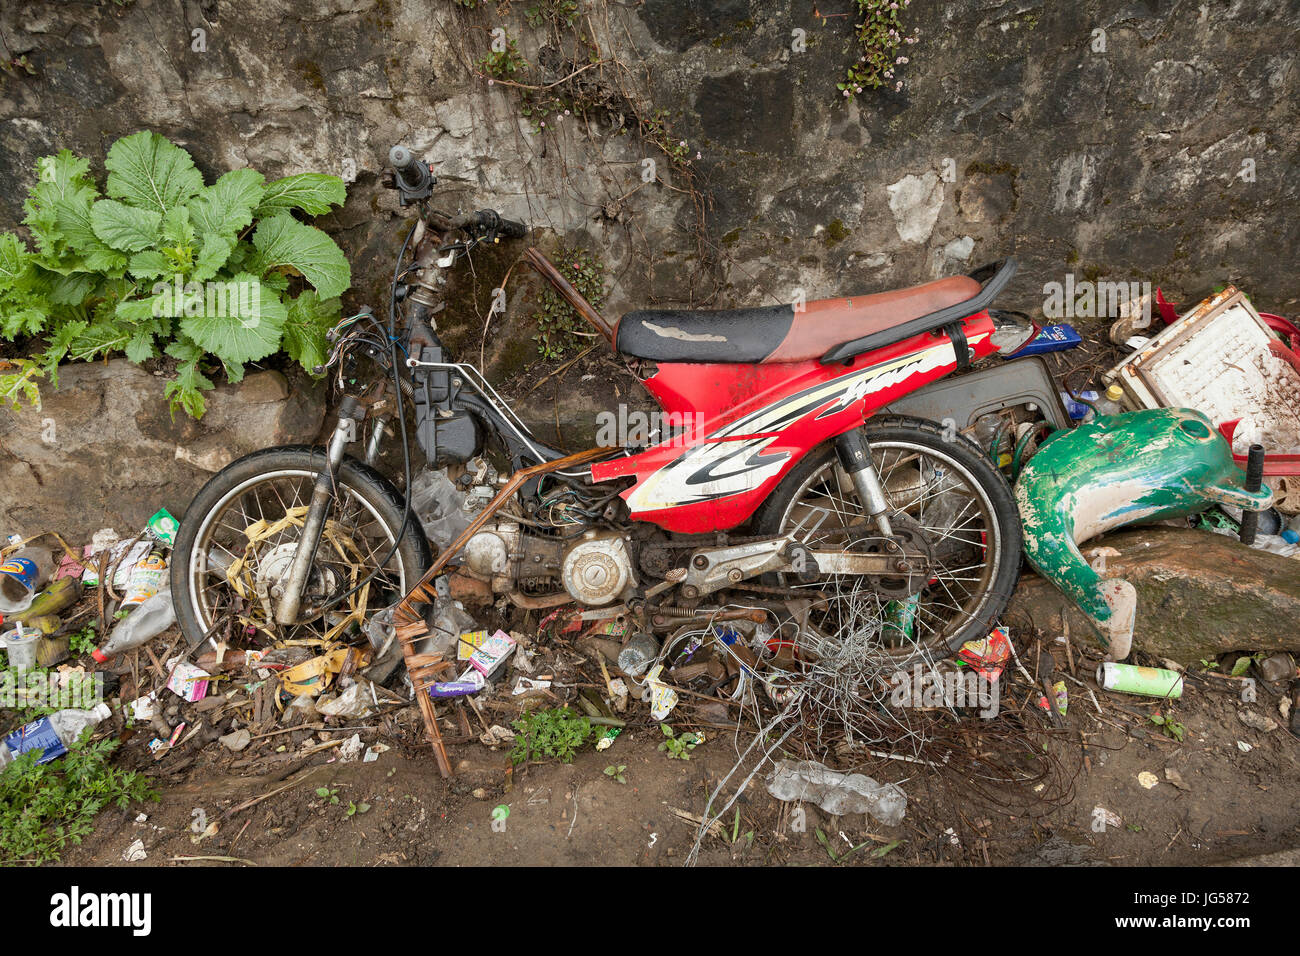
[{"left": 591, "top": 313, "right": 997, "bottom": 533}]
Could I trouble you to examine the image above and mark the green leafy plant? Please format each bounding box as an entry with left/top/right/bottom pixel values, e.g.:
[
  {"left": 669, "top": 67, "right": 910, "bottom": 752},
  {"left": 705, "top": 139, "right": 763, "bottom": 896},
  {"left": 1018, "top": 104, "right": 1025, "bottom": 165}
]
[
  {"left": 315, "top": 785, "right": 340, "bottom": 805},
  {"left": 69, "top": 622, "right": 99, "bottom": 658},
  {"left": 0, "top": 732, "right": 157, "bottom": 864},
  {"left": 0, "top": 132, "right": 350, "bottom": 418},
  {"left": 837, "top": 0, "right": 918, "bottom": 101},
  {"left": 1149, "top": 712, "right": 1185, "bottom": 742},
  {"left": 509, "top": 707, "right": 592, "bottom": 765},
  {"left": 657, "top": 723, "right": 702, "bottom": 760},
  {"left": 532, "top": 245, "right": 605, "bottom": 359},
  {"left": 478, "top": 39, "right": 528, "bottom": 80},
  {"left": 603, "top": 763, "right": 627, "bottom": 784},
  {"left": 525, "top": 0, "right": 580, "bottom": 28},
  {"left": 346, "top": 800, "right": 370, "bottom": 817}
]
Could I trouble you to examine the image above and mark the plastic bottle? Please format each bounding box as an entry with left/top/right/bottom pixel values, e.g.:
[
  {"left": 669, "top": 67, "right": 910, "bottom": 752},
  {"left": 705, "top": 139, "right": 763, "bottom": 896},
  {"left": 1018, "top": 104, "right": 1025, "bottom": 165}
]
[
  {"left": 1094, "top": 384, "right": 1126, "bottom": 417},
  {"left": 766, "top": 759, "right": 907, "bottom": 824},
  {"left": 91, "top": 586, "right": 176, "bottom": 662},
  {"left": 0, "top": 702, "right": 112, "bottom": 767}
]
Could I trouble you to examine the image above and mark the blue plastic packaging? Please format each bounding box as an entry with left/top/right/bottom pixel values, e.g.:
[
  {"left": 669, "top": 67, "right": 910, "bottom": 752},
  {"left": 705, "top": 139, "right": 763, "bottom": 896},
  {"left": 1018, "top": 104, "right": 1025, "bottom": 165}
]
[{"left": 1008, "top": 324, "right": 1082, "bottom": 357}]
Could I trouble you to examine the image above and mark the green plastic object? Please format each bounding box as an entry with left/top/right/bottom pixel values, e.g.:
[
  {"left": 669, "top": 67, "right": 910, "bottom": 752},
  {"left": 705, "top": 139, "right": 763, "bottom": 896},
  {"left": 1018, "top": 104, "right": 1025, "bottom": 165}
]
[{"left": 1014, "top": 407, "right": 1273, "bottom": 660}]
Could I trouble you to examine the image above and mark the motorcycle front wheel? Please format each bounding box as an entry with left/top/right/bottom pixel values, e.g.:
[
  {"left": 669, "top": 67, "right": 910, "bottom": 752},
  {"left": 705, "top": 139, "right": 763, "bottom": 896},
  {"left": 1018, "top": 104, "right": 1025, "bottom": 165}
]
[{"left": 170, "top": 445, "right": 432, "bottom": 649}]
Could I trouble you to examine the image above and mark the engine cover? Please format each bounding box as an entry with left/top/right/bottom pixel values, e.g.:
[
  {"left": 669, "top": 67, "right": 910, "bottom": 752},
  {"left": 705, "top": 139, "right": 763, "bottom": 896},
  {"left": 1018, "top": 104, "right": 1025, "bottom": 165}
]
[{"left": 561, "top": 532, "right": 636, "bottom": 606}]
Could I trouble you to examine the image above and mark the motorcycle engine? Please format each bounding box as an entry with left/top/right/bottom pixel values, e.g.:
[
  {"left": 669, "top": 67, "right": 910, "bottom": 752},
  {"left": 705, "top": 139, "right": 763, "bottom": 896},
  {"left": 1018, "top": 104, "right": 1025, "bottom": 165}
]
[
  {"left": 560, "top": 532, "right": 636, "bottom": 606},
  {"left": 460, "top": 524, "right": 637, "bottom": 606}
]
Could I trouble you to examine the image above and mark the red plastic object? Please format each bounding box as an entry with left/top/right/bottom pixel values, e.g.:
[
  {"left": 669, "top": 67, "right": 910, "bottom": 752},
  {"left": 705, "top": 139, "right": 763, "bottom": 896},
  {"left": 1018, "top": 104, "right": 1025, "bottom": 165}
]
[{"left": 1218, "top": 419, "right": 1300, "bottom": 476}]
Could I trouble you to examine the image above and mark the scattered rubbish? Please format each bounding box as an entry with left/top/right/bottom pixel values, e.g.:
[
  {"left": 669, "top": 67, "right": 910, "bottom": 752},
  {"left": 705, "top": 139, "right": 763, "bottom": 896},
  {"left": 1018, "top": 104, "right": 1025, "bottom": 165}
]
[
  {"left": 766, "top": 760, "right": 907, "bottom": 825},
  {"left": 338, "top": 733, "right": 363, "bottom": 763},
  {"left": 118, "top": 548, "right": 168, "bottom": 610},
  {"left": 1016, "top": 407, "right": 1272, "bottom": 659},
  {"left": 479, "top": 725, "right": 515, "bottom": 747},
  {"left": 127, "top": 692, "right": 159, "bottom": 721},
  {"left": 5, "top": 575, "right": 81, "bottom": 626},
  {"left": 1238, "top": 710, "right": 1278, "bottom": 733},
  {"left": 1237, "top": 740, "right": 1253, "bottom": 753},
  {"left": 0, "top": 702, "right": 112, "bottom": 767},
  {"left": 1013, "top": 323, "right": 1081, "bottom": 356},
  {"left": 595, "top": 726, "right": 622, "bottom": 752},
  {"left": 165, "top": 655, "right": 211, "bottom": 702},
  {"left": 645, "top": 664, "right": 678, "bottom": 720},
  {"left": 1164, "top": 767, "right": 1190, "bottom": 791},
  {"left": 0, "top": 543, "right": 53, "bottom": 612},
  {"left": 429, "top": 675, "right": 483, "bottom": 698},
  {"left": 1106, "top": 287, "right": 1300, "bottom": 465},
  {"left": 1, "top": 622, "right": 40, "bottom": 670},
  {"left": 1097, "top": 662, "right": 1184, "bottom": 698},
  {"left": 617, "top": 632, "right": 660, "bottom": 679},
  {"left": 469, "top": 630, "right": 516, "bottom": 678},
  {"left": 93, "top": 586, "right": 176, "bottom": 661},
  {"left": 1137, "top": 771, "right": 1159, "bottom": 789},
  {"left": 122, "top": 839, "right": 147, "bottom": 862},
  {"left": 219, "top": 729, "right": 252, "bottom": 752},
  {"left": 955, "top": 626, "right": 1012, "bottom": 681},
  {"left": 1094, "top": 806, "right": 1122, "bottom": 829},
  {"left": 511, "top": 676, "right": 551, "bottom": 696},
  {"left": 363, "top": 743, "right": 390, "bottom": 762}
]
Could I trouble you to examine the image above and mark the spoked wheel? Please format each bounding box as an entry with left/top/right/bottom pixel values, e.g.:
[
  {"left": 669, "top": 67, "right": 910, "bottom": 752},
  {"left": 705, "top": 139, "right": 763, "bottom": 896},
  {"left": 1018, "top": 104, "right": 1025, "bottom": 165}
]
[
  {"left": 752, "top": 415, "right": 1021, "bottom": 666},
  {"left": 171, "top": 446, "right": 431, "bottom": 650}
]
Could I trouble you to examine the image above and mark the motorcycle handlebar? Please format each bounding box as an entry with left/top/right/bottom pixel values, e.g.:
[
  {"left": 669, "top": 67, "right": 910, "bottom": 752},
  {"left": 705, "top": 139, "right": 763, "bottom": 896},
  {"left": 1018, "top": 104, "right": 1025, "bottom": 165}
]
[{"left": 447, "top": 208, "right": 528, "bottom": 239}]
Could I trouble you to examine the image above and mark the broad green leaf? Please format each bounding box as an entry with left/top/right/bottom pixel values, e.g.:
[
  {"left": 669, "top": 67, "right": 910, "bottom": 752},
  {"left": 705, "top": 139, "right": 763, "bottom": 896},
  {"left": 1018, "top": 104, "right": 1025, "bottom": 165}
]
[
  {"left": 104, "top": 131, "right": 204, "bottom": 216},
  {"left": 1, "top": 306, "right": 46, "bottom": 338},
  {"left": 128, "top": 250, "right": 172, "bottom": 281},
  {"left": 115, "top": 295, "right": 168, "bottom": 322},
  {"left": 164, "top": 338, "right": 214, "bottom": 419},
  {"left": 190, "top": 169, "right": 265, "bottom": 237},
  {"left": 124, "top": 320, "right": 167, "bottom": 363},
  {"left": 66, "top": 320, "right": 133, "bottom": 362},
  {"left": 282, "top": 289, "right": 340, "bottom": 371},
  {"left": 91, "top": 199, "right": 163, "bottom": 252},
  {"left": 38, "top": 320, "right": 90, "bottom": 384},
  {"left": 0, "top": 234, "right": 28, "bottom": 288},
  {"left": 48, "top": 271, "right": 98, "bottom": 306},
  {"left": 192, "top": 234, "right": 235, "bottom": 282},
  {"left": 160, "top": 205, "right": 195, "bottom": 249},
  {"left": 0, "top": 360, "right": 44, "bottom": 411},
  {"left": 179, "top": 272, "right": 288, "bottom": 368},
  {"left": 249, "top": 213, "right": 350, "bottom": 298},
  {"left": 254, "top": 173, "right": 346, "bottom": 217}
]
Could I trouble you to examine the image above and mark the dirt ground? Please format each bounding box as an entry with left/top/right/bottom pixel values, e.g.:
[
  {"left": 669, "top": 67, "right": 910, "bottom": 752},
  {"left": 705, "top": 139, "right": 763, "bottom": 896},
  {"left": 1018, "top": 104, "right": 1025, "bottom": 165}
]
[{"left": 55, "top": 636, "right": 1300, "bottom": 869}]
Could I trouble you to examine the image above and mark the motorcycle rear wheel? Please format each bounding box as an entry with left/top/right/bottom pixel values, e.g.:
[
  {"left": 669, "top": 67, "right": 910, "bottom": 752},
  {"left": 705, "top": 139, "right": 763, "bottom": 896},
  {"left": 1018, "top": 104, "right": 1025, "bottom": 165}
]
[{"left": 751, "top": 415, "right": 1022, "bottom": 665}]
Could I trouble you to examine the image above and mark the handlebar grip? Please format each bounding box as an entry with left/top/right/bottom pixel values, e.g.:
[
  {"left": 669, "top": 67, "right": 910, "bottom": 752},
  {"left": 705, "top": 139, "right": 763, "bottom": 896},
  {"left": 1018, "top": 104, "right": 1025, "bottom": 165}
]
[
  {"left": 389, "top": 145, "right": 416, "bottom": 176},
  {"left": 498, "top": 217, "right": 527, "bottom": 239}
]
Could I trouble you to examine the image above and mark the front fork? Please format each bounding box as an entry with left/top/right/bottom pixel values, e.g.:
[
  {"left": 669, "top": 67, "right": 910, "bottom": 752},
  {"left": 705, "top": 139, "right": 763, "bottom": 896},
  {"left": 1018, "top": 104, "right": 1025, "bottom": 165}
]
[
  {"left": 834, "top": 429, "right": 894, "bottom": 537},
  {"left": 274, "top": 395, "right": 366, "bottom": 626}
]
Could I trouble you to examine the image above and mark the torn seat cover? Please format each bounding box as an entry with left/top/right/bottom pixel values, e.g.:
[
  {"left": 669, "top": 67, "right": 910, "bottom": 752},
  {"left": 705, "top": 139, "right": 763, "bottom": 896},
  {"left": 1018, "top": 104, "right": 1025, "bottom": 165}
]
[{"left": 615, "top": 275, "right": 981, "bottom": 364}]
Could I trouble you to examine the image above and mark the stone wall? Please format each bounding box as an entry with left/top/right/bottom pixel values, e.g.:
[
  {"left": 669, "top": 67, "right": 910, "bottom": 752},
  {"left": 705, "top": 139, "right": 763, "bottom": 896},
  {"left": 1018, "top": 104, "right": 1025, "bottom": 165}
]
[{"left": 0, "top": 0, "right": 1297, "bottom": 510}]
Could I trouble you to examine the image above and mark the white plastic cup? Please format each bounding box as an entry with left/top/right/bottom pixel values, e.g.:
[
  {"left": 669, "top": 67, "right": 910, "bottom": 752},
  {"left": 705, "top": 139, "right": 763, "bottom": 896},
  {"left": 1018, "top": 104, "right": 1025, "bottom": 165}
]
[{"left": 2, "top": 627, "right": 40, "bottom": 670}]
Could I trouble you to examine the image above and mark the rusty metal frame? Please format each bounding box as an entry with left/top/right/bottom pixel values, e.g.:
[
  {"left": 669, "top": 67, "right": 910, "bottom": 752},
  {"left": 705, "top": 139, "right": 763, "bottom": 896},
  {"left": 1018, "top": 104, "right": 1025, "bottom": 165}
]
[{"left": 392, "top": 445, "right": 615, "bottom": 776}]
